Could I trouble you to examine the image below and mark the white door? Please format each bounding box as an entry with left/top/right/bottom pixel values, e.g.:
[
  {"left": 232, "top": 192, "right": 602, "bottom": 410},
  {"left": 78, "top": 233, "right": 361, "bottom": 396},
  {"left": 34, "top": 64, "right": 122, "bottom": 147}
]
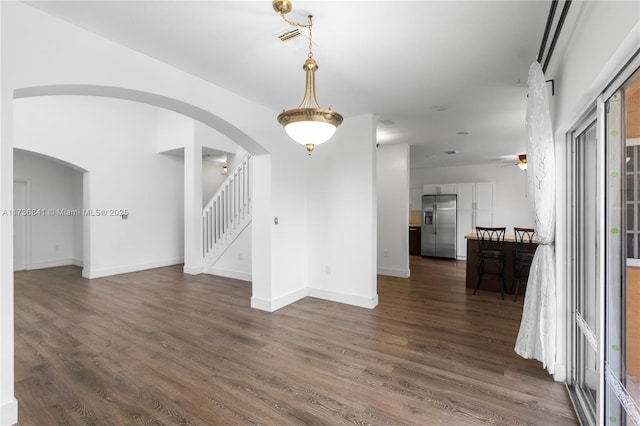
[{"left": 13, "top": 181, "right": 27, "bottom": 271}]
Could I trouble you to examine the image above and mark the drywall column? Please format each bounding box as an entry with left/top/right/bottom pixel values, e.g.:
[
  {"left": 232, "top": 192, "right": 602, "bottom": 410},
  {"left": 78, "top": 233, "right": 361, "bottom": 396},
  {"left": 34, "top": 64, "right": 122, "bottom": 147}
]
[
  {"left": 377, "top": 144, "right": 410, "bottom": 278},
  {"left": 0, "top": 4, "right": 18, "bottom": 424},
  {"left": 184, "top": 136, "right": 203, "bottom": 274},
  {"left": 82, "top": 172, "right": 91, "bottom": 278},
  {"left": 250, "top": 154, "right": 273, "bottom": 310},
  {"left": 307, "top": 114, "right": 379, "bottom": 308}
]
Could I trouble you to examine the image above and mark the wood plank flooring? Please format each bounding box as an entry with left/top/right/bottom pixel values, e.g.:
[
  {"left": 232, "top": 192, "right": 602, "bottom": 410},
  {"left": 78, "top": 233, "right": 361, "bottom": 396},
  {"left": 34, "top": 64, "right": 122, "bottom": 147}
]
[{"left": 14, "top": 256, "right": 578, "bottom": 425}]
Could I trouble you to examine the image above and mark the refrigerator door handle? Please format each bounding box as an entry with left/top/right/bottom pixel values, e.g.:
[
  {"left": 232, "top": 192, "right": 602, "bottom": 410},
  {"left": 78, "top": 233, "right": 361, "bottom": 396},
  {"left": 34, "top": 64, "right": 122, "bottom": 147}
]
[{"left": 433, "top": 204, "right": 438, "bottom": 234}]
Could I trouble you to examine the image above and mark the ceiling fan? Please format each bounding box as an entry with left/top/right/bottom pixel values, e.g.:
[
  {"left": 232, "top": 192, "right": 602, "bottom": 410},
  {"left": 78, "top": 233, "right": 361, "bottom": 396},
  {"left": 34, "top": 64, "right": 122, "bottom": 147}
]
[{"left": 499, "top": 153, "right": 527, "bottom": 170}]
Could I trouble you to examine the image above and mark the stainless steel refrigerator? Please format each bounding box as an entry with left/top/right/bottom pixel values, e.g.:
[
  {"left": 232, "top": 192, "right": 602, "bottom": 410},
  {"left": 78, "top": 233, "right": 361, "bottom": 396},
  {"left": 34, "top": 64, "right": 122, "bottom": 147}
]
[{"left": 421, "top": 194, "right": 457, "bottom": 259}]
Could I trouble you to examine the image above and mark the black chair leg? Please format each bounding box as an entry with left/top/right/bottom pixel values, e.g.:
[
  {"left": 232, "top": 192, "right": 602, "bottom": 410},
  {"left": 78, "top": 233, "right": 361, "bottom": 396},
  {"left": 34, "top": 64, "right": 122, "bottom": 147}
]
[
  {"left": 474, "top": 260, "right": 483, "bottom": 295},
  {"left": 513, "top": 263, "right": 522, "bottom": 302},
  {"left": 498, "top": 260, "right": 505, "bottom": 300}
]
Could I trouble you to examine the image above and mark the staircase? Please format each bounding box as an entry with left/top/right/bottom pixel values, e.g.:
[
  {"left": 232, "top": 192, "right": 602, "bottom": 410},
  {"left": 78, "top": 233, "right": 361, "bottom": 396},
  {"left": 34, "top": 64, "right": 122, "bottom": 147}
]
[{"left": 202, "top": 155, "right": 251, "bottom": 269}]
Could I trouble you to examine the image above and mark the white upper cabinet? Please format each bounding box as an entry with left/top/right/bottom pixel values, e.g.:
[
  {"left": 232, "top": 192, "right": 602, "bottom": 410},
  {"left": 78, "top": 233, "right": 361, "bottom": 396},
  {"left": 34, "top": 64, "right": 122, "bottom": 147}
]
[
  {"left": 422, "top": 183, "right": 457, "bottom": 195},
  {"left": 457, "top": 183, "right": 474, "bottom": 210},
  {"left": 475, "top": 182, "right": 494, "bottom": 211},
  {"left": 456, "top": 182, "right": 494, "bottom": 212}
]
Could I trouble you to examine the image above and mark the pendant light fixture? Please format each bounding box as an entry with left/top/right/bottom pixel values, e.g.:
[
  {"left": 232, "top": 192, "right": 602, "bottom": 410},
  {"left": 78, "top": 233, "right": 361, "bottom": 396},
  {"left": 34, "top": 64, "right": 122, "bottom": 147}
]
[{"left": 272, "top": 0, "right": 343, "bottom": 155}]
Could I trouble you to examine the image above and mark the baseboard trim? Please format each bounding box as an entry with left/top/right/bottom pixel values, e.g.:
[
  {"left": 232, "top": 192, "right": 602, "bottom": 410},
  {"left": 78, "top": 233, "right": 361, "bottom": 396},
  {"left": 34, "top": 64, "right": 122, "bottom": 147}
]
[
  {"left": 183, "top": 265, "right": 203, "bottom": 275},
  {"left": 251, "top": 288, "right": 308, "bottom": 312},
  {"left": 206, "top": 267, "right": 251, "bottom": 282},
  {"left": 308, "top": 287, "right": 379, "bottom": 309},
  {"left": 0, "top": 396, "right": 18, "bottom": 426},
  {"left": 377, "top": 267, "right": 410, "bottom": 278},
  {"left": 83, "top": 257, "right": 184, "bottom": 279},
  {"left": 28, "top": 258, "right": 73, "bottom": 270},
  {"left": 553, "top": 363, "right": 566, "bottom": 382},
  {"left": 250, "top": 297, "right": 272, "bottom": 312}
]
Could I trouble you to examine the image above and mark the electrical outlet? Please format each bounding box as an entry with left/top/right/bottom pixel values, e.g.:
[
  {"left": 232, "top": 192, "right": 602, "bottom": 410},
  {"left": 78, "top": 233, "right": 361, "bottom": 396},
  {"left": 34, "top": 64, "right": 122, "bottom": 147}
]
[
  {"left": 55, "top": 244, "right": 61, "bottom": 251},
  {"left": 383, "top": 250, "right": 389, "bottom": 258},
  {"left": 238, "top": 253, "right": 244, "bottom": 261},
  {"left": 325, "top": 265, "right": 331, "bottom": 275}
]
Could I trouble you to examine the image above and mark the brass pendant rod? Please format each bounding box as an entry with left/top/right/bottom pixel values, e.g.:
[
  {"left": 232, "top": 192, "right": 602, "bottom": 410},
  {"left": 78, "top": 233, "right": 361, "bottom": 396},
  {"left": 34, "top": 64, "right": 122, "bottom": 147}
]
[{"left": 297, "top": 62, "right": 322, "bottom": 109}]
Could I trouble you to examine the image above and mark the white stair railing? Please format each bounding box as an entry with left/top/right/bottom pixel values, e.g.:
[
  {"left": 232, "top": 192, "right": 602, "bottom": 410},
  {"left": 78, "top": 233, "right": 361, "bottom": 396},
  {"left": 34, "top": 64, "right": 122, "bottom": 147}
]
[{"left": 202, "top": 155, "right": 251, "bottom": 266}]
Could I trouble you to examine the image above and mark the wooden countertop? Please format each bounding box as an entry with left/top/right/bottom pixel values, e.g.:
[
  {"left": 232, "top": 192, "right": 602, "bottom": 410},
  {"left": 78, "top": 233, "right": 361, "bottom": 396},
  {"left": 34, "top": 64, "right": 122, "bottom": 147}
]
[{"left": 464, "top": 233, "right": 538, "bottom": 243}]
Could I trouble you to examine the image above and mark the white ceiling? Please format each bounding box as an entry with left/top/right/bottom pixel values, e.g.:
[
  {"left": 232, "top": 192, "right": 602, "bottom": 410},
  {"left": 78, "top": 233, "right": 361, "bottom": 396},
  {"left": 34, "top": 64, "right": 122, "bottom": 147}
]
[{"left": 25, "top": 0, "right": 551, "bottom": 169}]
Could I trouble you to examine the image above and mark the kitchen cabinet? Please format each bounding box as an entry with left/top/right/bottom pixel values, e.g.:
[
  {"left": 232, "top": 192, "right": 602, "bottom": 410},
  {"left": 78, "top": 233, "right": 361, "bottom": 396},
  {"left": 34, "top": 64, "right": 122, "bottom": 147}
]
[
  {"left": 409, "top": 226, "right": 421, "bottom": 256},
  {"left": 422, "top": 183, "right": 457, "bottom": 195},
  {"left": 456, "top": 183, "right": 495, "bottom": 259}
]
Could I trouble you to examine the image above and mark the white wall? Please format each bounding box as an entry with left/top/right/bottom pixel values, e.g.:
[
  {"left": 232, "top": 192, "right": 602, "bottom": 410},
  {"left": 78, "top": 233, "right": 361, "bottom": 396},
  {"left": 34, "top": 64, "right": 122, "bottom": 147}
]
[
  {"left": 377, "top": 144, "right": 410, "bottom": 278},
  {"left": 550, "top": 1, "right": 640, "bottom": 134},
  {"left": 307, "top": 114, "right": 378, "bottom": 308},
  {"left": 13, "top": 149, "right": 83, "bottom": 270},
  {"left": 14, "top": 96, "right": 185, "bottom": 279},
  {"left": 410, "top": 162, "right": 534, "bottom": 234},
  {"left": 209, "top": 225, "right": 252, "bottom": 282},
  {"left": 195, "top": 121, "right": 238, "bottom": 155}
]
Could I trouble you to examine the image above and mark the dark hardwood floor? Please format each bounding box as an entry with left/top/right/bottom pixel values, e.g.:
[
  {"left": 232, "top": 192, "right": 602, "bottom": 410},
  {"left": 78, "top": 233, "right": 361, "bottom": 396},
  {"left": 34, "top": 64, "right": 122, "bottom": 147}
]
[{"left": 14, "top": 256, "right": 577, "bottom": 425}]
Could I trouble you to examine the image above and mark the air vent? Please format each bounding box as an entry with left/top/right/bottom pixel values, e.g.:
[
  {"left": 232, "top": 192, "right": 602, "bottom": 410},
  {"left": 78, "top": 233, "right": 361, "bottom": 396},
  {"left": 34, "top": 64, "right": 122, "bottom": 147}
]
[
  {"left": 277, "top": 28, "right": 302, "bottom": 42},
  {"left": 444, "top": 150, "right": 458, "bottom": 155},
  {"left": 379, "top": 119, "right": 395, "bottom": 126}
]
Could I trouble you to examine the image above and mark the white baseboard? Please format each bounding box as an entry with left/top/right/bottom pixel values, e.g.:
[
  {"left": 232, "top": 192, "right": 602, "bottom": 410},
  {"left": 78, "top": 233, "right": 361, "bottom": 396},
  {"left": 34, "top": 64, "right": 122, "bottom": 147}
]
[
  {"left": 83, "top": 257, "right": 184, "bottom": 279},
  {"left": 28, "top": 258, "right": 73, "bottom": 270},
  {"left": 553, "top": 363, "right": 566, "bottom": 382},
  {"left": 0, "top": 396, "right": 18, "bottom": 426},
  {"left": 183, "top": 264, "right": 203, "bottom": 275},
  {"left": 206, "top": 267, "right": 251, "bottom": 282},
  {"left": 308, "top": 287, "right": 379, "bottom": 309},
  {"left": 251, "top": 287, "right": 308, "bottom": 312},
  {"left": 250, "top": 296, "right": 272, "bottom": 312},
  {"left": 377, "top": 267, "right": 410, "bottom": 278}
]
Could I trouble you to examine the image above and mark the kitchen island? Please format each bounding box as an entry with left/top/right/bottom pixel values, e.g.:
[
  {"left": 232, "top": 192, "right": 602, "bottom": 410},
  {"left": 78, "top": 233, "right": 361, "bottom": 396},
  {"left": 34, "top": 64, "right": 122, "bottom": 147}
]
[{"left": 464, "top": 233, "right": 538, "bottom": 296}]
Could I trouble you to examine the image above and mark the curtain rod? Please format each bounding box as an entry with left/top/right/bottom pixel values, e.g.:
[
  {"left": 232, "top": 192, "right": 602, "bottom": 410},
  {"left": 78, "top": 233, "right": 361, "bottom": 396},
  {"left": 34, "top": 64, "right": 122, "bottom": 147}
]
[{"left": 537, "top": 0, "right": 572, "bottom": 74}]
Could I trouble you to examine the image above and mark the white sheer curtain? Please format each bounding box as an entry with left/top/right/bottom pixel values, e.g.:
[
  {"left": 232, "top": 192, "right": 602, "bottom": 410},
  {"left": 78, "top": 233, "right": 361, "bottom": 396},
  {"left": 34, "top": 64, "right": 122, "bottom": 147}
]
[{"left": 515, "top": 61, "right": 556, "bottom": 375}]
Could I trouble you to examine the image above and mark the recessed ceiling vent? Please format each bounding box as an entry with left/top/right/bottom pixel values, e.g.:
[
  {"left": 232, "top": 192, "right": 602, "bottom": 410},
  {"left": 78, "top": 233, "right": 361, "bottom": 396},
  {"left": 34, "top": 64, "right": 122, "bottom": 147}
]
[
  {"left": 444, "top": 150, "right": 458, "bottom": 155},
  {"left": 277, "top": 28, "right": 302, "bottom": 42}
]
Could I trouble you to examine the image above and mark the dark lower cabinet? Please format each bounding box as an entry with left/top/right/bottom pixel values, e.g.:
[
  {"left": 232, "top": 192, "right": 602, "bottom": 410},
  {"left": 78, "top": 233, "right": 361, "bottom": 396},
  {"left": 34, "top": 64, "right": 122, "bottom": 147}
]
[
  {"left": 409, "top": 226, "right": 421, "bottom": 256},
  {"left": 465, "top": 237, "right": 538, "bottom": 295}
]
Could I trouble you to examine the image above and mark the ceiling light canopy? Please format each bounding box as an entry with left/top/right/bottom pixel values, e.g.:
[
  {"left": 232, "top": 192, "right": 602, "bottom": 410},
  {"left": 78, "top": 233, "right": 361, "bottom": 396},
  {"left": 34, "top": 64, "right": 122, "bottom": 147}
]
[
  {"left": 516, "top": 153, "right": 527, "bottom": 170},
  {"left": 273, "top": 0, "right": 343, "bottom": 155}
]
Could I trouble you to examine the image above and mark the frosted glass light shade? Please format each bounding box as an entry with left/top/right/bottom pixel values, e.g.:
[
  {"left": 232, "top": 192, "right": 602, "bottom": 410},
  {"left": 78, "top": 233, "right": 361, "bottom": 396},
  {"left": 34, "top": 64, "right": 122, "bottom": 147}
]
[{"left": 283, "top": 120, "right": 337, "bottom": 146}]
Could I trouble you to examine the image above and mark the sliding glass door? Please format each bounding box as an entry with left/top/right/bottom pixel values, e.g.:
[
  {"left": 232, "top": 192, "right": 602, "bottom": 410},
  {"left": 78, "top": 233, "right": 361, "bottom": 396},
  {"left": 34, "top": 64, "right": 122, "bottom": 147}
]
[
  {"left": 605, "top": 71, "right": 640, "bottom": 426},
  {"left": 569, "top": 113, "right": 601, "bottom": 424},
  {"left": 568, "top": 66, "right": 640, "bottom": 425}
]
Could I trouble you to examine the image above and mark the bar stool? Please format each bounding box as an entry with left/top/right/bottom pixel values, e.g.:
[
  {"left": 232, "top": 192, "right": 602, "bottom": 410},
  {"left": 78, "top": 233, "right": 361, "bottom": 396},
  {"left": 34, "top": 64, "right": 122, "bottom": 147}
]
[
  {"left": 513, "top": 227, "right": 536, "bottom": 301},
  {"left": 473, "top": 226, "right": 507, "bottom": 299}
]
